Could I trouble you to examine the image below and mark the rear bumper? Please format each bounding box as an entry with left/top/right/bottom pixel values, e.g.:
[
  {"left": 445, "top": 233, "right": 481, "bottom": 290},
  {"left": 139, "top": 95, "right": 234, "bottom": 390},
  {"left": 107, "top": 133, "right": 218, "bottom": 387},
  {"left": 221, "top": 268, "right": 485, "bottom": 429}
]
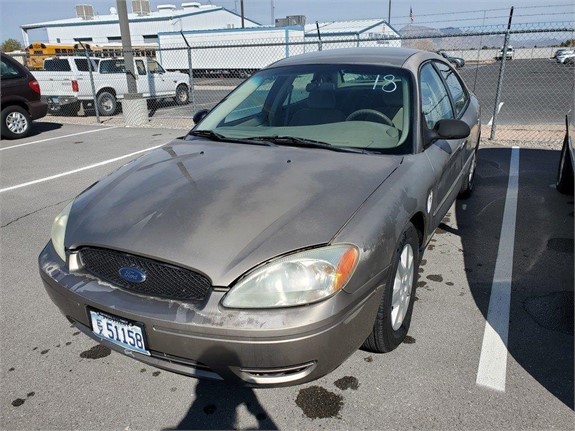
[
  {"left": 28, "top": 100, "right": 48, "bottom": 120},
  {"left": 43, "top": 96, "right": 79, "bottom": 112},
  {"left": 39, "top": 241, "right": 385, "bottom": 387}
]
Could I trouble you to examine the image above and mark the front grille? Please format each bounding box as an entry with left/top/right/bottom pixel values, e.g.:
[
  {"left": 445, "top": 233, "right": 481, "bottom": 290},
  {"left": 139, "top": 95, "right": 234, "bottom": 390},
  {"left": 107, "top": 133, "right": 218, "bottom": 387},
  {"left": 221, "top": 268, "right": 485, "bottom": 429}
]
[{"left": 79, "top": 248, "right": 211, "bottom": 302}]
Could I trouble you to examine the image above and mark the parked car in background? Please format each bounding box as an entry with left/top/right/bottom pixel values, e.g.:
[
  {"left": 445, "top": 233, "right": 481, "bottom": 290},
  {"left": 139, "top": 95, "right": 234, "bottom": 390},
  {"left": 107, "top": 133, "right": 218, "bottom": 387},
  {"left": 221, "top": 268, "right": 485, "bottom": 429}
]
[
  {"left": 33, "top": 57, "right": 190, "bottom": 116},
  {"left": 553, "top": 48, "right": 573, "bottom": 59},
  {"left": 1, "top": 53, "right": 48, "bottom": 139},
  {"left": 495, "top": 46, "right": 514, "bottom": 60},
  {"left": 436, "top": 50, "right": 465, "bottom": 68},
  {"left": 40, "top": 48, "right": 480, "bottom": 387},
  {"left": 556, "top": 50, "right": 575, "bottom": 64}
]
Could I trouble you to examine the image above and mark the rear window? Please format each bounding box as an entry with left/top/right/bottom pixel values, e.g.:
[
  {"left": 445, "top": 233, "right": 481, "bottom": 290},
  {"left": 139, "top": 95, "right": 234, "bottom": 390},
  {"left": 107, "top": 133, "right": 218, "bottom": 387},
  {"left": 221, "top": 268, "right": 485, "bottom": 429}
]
[{"left": 44, "top": 59, "right": 71, "bottom": 71}]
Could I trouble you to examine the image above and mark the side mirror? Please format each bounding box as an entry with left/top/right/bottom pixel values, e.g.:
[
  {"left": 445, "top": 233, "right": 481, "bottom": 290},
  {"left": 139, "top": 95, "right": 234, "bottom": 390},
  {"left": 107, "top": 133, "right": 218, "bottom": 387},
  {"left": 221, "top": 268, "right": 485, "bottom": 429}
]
[
  {"left": 426, "top": 119, "right": 470, "bottom": 147},
  {"left": 193, "top": 109, "right": 209, "bottom": 125}
]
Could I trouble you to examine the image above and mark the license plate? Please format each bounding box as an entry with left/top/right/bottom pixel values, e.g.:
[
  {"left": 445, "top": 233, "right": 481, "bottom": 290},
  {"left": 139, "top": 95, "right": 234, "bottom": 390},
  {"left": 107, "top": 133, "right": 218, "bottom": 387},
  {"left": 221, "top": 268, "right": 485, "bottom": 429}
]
[
  {"left": 89, "top": 310, "right": 150, "bottom": 356},
  {"left": 50, "top": 97, "right": 60, "bottom": 104}
]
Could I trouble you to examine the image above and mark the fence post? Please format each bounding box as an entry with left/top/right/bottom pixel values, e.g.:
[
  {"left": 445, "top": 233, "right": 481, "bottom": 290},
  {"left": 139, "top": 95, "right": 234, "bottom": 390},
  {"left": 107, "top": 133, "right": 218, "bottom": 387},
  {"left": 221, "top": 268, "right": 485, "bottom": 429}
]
[
  {"left": 79, "top": 42, "right": 100, "bottom": 124},
  {"left": 316, "top": 21, "right": 323, "bottom": 51},
  {"left": 490, "top": 6, "right": 514, "bottom": 140},
  {"left": 180, "top": 31, "right": 195, "bottom": 107}
]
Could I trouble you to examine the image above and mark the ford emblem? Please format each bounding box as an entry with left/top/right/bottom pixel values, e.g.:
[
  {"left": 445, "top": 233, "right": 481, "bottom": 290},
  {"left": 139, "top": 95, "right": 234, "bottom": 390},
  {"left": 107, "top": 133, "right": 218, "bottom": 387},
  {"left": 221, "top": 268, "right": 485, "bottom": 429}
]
[{"left": 119, "top": 267, "right": 147, "bottom": 283}]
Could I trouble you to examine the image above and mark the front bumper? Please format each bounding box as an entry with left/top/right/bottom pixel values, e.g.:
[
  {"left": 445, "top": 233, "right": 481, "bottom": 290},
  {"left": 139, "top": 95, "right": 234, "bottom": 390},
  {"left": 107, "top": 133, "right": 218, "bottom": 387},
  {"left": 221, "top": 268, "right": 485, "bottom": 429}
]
[{"left": 39, "top": 242, "right": 385, "bottom": 387}]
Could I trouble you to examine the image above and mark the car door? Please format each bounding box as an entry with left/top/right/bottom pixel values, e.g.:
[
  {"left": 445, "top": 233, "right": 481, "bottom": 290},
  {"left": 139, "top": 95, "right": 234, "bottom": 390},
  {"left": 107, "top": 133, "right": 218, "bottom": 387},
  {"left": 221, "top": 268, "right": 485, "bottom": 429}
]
[
  {"left": 419, "top": 62, "right": 462, "bottom": 226},
  {"left": 134, "top": 59, "right": 151, "bottom": 97},
  {"left": 145, "top": 59, "right": 171, "bottom": 97},
  {"left": 435, "top": 61, "right": 480, "bottom": 179}
]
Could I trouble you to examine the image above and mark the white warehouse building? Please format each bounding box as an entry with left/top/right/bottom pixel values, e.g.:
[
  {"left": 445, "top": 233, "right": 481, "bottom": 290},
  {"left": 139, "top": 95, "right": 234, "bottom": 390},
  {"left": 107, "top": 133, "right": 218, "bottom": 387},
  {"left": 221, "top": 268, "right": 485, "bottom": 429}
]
[{"left": 20, "top": 2, "right": 260, "bottom": 47}]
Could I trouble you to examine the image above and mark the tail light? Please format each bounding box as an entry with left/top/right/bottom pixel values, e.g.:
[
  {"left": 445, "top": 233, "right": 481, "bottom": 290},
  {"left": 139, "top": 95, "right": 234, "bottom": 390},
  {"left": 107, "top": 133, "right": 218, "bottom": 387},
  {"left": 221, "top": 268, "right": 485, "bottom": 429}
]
[
  {"left": 28, "top": 79, "right": 41, "bottom": 95},
  {"left": 72, "top": 80, "right": 79, "bottom": 92}
]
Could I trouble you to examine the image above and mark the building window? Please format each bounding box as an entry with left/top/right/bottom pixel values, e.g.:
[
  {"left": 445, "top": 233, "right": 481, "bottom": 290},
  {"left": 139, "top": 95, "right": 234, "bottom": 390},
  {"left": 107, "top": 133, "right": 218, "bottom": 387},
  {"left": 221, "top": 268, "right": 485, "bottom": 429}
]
[
  {"left": 56, "top": 38, "right": 61, "bottom": 43},
  {"left": 74, "top": 37, "right": 93, "bottom": 42},
  {"left": 108, "top": 36, "right": 122, "bottom": 42}
]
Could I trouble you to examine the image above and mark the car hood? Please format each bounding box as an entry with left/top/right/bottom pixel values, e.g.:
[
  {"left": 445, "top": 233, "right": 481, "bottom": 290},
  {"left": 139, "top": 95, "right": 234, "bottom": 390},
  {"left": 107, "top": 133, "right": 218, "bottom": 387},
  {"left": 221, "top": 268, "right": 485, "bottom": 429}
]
[{"left": 65, "top": 138, "right": 401, "bottom": 286}]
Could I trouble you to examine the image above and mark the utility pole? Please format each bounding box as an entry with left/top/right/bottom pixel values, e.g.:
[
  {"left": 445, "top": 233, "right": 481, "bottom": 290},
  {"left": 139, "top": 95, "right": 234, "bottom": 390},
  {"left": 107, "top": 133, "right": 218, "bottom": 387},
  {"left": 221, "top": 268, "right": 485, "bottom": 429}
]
[
  {"left": 117, "top": 0, "right": 137, "bottom": 94},
  {"left": 116, "top": 0, "right": 147, "bottom": 125},
  {"left": 271, "top": 0, "right": 275, "bottom": 26},
  {"left": 241, "top": 0, "right": 245, "bottom": 28},
  {"left": 388, "top": 0, "right": 392, "bottom": 25}
]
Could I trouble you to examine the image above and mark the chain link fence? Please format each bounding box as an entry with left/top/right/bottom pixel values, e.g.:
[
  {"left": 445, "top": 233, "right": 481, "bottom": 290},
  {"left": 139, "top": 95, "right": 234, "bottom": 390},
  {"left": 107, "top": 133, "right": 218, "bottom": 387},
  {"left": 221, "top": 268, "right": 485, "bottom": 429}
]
[{"left": 9, "top": 22, "right": 574, "bottom": 144}]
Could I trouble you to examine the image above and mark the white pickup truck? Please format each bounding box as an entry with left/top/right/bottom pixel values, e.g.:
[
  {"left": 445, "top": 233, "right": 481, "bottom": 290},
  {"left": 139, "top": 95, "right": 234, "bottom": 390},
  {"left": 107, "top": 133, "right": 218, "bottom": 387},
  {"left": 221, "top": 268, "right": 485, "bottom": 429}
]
[{"left": 32, "top": 57, "right": 190, "bottom": 116}]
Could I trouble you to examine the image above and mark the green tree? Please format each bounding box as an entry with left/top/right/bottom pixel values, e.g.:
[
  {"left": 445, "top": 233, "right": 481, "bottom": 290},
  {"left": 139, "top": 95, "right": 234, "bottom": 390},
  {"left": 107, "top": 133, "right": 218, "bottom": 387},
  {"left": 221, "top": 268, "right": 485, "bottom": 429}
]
[
  {"left": 560, "top": 39, "right": 575, "bottom": 47},
  {"left": 1, "top": 38, "right": 23, "bottom": 53}
]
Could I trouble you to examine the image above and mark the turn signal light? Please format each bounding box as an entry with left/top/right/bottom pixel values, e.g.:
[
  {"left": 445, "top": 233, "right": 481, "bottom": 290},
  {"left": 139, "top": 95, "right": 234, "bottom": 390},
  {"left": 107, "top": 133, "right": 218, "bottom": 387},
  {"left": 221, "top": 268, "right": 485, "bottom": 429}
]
[{"left": 72, "top": 80, "right": 79, "bottom": 92}]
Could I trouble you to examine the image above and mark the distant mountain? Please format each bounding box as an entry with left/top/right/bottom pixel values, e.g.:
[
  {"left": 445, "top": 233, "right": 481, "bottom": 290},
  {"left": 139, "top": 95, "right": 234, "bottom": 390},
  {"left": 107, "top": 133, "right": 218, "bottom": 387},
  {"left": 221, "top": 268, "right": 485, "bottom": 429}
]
[{"left": 397, "top": 24, "right": 562, "bottom": 50}]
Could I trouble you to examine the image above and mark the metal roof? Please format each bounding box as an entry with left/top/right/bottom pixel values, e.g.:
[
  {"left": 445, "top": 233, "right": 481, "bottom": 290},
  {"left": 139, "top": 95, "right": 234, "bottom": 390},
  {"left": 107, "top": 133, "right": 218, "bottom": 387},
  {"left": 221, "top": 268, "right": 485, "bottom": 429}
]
[
  {"left": 303, "top": 19, "right": 399, "bottom": 37},
  {"left": 21, "top": 5, "right": 259, "bottom": 30}
]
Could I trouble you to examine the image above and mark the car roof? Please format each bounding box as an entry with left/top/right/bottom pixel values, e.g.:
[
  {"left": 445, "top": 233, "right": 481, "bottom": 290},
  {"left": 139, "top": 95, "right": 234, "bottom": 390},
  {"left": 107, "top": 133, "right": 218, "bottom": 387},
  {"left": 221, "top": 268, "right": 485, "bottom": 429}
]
[{"left": 267, "top": 47, "right": 437, "bottom": 70}]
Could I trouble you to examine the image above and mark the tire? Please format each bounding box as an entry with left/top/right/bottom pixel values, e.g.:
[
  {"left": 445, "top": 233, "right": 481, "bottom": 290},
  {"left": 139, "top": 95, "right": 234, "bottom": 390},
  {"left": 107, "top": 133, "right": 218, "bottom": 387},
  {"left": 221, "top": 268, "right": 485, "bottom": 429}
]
[
  {"left": 1, "top": 106, "right": 32, "bottom": 139},
  {"left": 556, "top": 135, "right": 574, "bottom": 195},
  {"left": 96, "top": 91, "right": 117, "bottom": 116},
  {"left": 459, "top": 147, "right": 478, "bottom": 199},
  {"left": 174, "top": 84, "right": 190, "bottom": 105},
  {"left": 362, "top": 223, "right": 420, "bottom": 353}
]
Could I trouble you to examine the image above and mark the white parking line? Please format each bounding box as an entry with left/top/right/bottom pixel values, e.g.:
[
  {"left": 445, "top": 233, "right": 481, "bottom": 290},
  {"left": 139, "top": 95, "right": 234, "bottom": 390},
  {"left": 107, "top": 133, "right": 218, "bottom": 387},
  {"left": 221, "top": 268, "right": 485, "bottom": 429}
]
[
  {"left": 0, "top": 143, "right": 166, "bottom": 194},
  {"left": 0, "top": 127, "right": 117, "bottom": 152},
  {"left": 476, "top": 146, "right": 520, "bottom": 392}
]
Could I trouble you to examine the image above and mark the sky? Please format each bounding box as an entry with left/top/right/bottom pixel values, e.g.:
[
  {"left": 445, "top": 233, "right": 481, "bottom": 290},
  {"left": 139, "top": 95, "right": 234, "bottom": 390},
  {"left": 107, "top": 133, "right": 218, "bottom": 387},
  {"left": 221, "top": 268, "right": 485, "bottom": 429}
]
[{"left": 1, "top": 0, "right": 573, "bottom": 43}]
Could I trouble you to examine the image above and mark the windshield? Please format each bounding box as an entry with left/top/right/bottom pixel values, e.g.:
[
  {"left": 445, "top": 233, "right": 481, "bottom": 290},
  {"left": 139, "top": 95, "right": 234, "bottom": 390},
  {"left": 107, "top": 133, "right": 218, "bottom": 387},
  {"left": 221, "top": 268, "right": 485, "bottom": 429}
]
[{"left": 195, "top": 64, "right": 413, "bottom": 154}]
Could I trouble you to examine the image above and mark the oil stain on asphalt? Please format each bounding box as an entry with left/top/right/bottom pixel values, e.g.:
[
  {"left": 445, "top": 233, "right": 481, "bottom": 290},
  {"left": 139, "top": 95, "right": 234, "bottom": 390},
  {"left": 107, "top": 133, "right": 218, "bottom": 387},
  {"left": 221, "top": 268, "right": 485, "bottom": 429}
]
[
  {"left": 427, "top": 274, "right": 444, "bottom": 282},
  {"left": 11, "top": 392, "right": 35, "bottom": 407},
  {"left": 295, "top": 386, "right": 343, "bottom": 419},
  {"left": 403, "top": 336, "right": 416, "bottom": 344},
  {"left": 334, "top": 376, "right": 359, "bottom": 390},
  {"left": 80, "top": 345, "right": 111, "bottom": 359}
]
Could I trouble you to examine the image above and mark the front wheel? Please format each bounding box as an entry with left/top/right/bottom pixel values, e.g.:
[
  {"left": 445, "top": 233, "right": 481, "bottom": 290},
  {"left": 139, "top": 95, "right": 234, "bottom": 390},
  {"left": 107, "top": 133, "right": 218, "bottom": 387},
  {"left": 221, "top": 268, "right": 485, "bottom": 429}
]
[
  {"left": 362, "top": 223, "right": 420, "bottom": 353},
  {"left": 1, "top": 106, "right": 32, "bottom": 139},
  {"left": 97, "top": 91, "right": 117, "bottom": 116},
  {"left": 174, "top": 84, "right": 190, "bottom": 105}
]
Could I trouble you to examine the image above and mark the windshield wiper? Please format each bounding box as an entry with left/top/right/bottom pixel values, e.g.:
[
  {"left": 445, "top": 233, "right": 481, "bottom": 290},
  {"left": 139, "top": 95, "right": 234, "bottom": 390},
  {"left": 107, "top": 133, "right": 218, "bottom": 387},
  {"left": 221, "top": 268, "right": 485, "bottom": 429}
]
[
  {"left": 246, "top": 136, "right": 367, "bottom": 153},
  {"left": 190, "top": 130, "right": 275, "bottom": 146}
]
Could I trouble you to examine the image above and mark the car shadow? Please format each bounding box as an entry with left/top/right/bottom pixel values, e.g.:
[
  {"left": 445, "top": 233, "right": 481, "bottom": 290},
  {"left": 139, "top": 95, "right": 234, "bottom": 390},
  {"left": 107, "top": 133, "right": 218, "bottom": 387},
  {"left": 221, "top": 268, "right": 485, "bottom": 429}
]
[
  {"left": 28, "top": 121, "right": 63, "bottom": 137},
  {"left": 163, "top": 348, "right": 278, "bottom": 430},
  {"left": 453, "top": 147, "right": 574, "bottom": 409}
]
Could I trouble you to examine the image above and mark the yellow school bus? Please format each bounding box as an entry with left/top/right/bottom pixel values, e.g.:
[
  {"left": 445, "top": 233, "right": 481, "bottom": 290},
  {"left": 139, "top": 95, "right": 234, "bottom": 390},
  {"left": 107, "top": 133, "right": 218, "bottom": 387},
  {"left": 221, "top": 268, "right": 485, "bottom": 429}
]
[{"left": 26, "top": 42, "right": 75, "bottom": 70}]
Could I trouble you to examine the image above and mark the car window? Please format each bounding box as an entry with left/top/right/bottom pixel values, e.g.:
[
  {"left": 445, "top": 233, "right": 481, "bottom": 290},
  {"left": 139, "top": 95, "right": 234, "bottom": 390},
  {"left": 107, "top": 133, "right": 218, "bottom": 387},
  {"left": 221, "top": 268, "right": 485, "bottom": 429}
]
[
  {"left": 282, "top": 73, "right": 313, "bottom": 106},
  {"left": 100, "top": 60, "right": 125, "bottom": 74},
  {"left": 196, "top": 64, "right": 413, "bottom": 154},
  {"left": 224, "top": 78, "right": 275, "bottom": 123},
  {"left": 1, "top": 58, "right": 23, "bottom": 79},
  {"left": 136, "top": 60, "right": 146, "bottom": 75},
  {"left": 44, "top": 59, "right": 72, "bottom": 71},
  {"left": 147, "top": 60, "right": 165, "bottom": 74},
  {"left": 420, "top": 63, "right": 453, "bottom": 129},
  {"left": 74, "top": 58, "right": 96, "bottom": 72},
  {"left": 435, "top": 62, "right": 468, "bottom": 117}
]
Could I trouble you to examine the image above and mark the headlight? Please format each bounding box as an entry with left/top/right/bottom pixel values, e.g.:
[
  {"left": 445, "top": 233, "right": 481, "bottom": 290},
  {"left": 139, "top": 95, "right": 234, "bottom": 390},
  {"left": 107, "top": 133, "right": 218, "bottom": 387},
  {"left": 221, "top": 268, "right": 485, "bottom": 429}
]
[
  {"left": 222, "top": 244, "right": 359, "bottom": 309},
  {"left": 51, "top": 201, "right": 73, "bottom": 262}
]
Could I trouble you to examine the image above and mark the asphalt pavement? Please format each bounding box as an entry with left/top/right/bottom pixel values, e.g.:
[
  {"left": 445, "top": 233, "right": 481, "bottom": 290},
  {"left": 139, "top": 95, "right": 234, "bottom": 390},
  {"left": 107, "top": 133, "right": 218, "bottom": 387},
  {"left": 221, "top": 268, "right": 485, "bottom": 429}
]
[{"left": 0, "top": 123, "right": 573, "bottom": 429}]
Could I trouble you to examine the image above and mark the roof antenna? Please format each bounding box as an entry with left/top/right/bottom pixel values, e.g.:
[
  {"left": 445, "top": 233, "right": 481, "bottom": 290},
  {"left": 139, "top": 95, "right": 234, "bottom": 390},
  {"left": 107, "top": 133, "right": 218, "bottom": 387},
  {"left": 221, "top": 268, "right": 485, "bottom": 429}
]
[{"left": 316, "top": 21, "right": 322, "bottom": 51}]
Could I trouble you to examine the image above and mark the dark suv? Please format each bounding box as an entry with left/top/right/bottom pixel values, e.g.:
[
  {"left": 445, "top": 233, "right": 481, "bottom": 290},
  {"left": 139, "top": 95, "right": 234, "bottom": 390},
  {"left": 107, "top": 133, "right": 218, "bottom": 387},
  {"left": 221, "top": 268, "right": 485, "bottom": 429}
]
[{"left": 1, "top": 53, "right": 48, "bottom": 139}]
